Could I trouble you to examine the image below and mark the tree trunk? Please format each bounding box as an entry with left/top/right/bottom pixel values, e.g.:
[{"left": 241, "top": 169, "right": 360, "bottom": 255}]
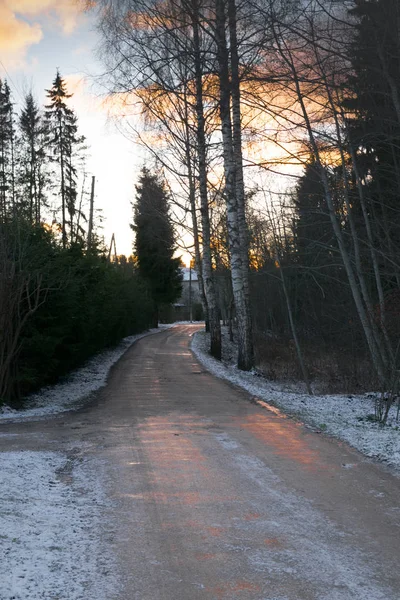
[
  {"left": 215, "top": 0, "right": 253, "bottom": 370},
  {"left": 293, "top": 69, "right": 388, "bottom": 384},
  {"left": 58, "top": 116, "right": 67, "bottom": 248},
  {"left": 313, "top": 49, "right": 393, "bottom": 370},
  {"left": 227, "top": 0, "right": 254, "bottom": 366},
  {"left": 182, "top": 79, "right": 209, "bottom": 328},
  {"left": 153, "top": 305, "right": 159, "bottom": 329},
  {"left": 192, "top": 1, "right": 221, "bottom": 359}
]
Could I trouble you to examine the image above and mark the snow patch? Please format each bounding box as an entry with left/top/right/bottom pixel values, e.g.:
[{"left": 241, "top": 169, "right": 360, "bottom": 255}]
[{"left": 0, "top": 450, "right": 118, "bottom": 600}]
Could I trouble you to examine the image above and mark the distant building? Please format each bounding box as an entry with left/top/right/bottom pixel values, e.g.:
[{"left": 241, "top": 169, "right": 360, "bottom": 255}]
[{"left": 173, "top": 267, "right": 203, "bottom": 321}]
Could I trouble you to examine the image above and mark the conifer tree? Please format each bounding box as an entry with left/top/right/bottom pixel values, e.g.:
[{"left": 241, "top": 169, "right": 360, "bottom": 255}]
[
  {"left": 0, "top": 80, "right": 14, "bottom": 220},
  {"left": 294, "top": 158, "right": 335, "bottom": 265},
  {"left": 45, "top": 71, "right": 85, "bottom": 246},
  {"left": 19, "top": 92, "right": 48, "bottom": 223},
  {"left": 345, "top": 0, "right": 400, "bottom": 280},
  {"left": 132, "top": 168, "right": 182, "bottom": 325}
]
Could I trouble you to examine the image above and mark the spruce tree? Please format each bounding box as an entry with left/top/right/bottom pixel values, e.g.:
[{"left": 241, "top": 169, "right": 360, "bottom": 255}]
[
  {"left": 45, "top": 71, "right": 85, "bottom": 247},
  {"left": 19, "top": 92, "right": 48, "bottom": 223},
  {"left": 0, "top": 80, "right": 14, "bottom": 220},
  {"left": 292, "top": 158, "right": 346, "bottom": 340},
  {"left": 344, "top": 0, "right": 400, "bottom": 279},
  {"left": 132, "top": 168, "right": 182, "bottom": 325},
  {"left": 294, "top": 158, "right": 335, "bottom": 265}
]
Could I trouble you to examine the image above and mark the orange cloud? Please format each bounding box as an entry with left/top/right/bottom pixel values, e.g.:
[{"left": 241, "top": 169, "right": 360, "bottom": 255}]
[
  {"left": 0, "top": 4, "right": 42, "bottom": 65},
  {"left": 0, "top": 0, "right": 84, "bottom": 69},
  {"left": 62, "top": 73, "right": 125, "bottom": 118}
]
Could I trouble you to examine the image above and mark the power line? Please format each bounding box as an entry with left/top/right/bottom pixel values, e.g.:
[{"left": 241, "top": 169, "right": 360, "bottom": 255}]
[{"left": 0, "top": 59, "right": 24, "bottom": 103}]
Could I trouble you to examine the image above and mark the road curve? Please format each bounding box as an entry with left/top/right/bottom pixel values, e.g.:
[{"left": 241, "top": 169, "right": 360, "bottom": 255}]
[{"left": 2, "top": 324, "right": 400, "bottom": 599}]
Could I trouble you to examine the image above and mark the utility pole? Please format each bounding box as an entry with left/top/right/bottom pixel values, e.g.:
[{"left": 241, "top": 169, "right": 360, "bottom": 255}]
[
  {"left": 108, "top": 233, "right": 117, "bottom": 262},
  {"left": 189, "top": 261, "right": 193, "bottom": 323},
  {"left": 75, "top": 172, "right": 86, "bottom": 244},
  {"left": 87, "top": 175, "right": 95, "bottom": 251}
]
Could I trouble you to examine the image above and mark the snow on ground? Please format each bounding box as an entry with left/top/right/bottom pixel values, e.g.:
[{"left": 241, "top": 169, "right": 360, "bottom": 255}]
[
  {"left": 191, "top": 328, "right": 400, "bottom": 472},
  {"left": 0, "top": 326, "right": 172, "bottom": 422},
  {"left": 0, "top": 449, "right": 118, "bottom": 600}
]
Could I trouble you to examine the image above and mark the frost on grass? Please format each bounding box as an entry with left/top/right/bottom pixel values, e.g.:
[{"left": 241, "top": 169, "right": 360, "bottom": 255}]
[
  {"left": 192, "top": 329, "right": 400, "bottom": 471},
  {"left": 0, "top": 450, "right": 118, "bottom": 600},
  {"left": 0, "top": 327, "right": 171, "bottom": 422}
]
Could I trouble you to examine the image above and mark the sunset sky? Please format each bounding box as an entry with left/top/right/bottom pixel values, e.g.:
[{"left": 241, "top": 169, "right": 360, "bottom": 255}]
[
  {"left": 0, "top": 0, "right": 144, "bottom": 257},
  {"left": 0, "top": 0, "right": 301, "bottom": 264}
]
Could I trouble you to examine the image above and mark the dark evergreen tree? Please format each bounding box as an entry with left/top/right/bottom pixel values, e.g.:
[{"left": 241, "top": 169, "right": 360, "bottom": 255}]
[
  {"left": 0, "top": 80, "right": 14, "bottom": 220},
  {"left": 291, "top": 158, "right": 351, "bottom": 341},
  {"left": 45, "top": 71, "right": 85, "bottom": 247},
  {"left": 19, "top": 92, "right": 48, "bottom": 223},
  {"left": 132, "top": 168, "right": 182, "bottom": 325},
  {"left": 345, "top": 0, "right": 400, "bottom": 285},
  {"left": 293, "top": 158, "right": 336, "bottom": 266}
]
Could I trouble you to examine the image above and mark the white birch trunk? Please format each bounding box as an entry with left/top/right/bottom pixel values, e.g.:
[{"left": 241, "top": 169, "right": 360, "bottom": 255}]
[
  {"left": 227, "top": 0, "right": 254, "bottom": 366},
  {"left": 215, "top": 0, "right": 253, "bottom": 370}
]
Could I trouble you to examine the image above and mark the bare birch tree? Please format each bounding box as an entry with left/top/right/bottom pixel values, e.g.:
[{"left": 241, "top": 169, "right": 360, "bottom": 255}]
[{"left": 97, "top": 0, "right": 223, "bottom": 357}]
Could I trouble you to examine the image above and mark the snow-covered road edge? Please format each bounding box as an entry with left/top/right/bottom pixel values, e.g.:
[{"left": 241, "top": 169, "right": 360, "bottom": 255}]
[
  {"left": 0, "top": 450, "right": 119, "bottom": 600},
  {"left": 191, "top": 329, "right": 400, "bottom": 472},
  {"left": 0, "top": 325, "right": 174, "bottom": 422}
]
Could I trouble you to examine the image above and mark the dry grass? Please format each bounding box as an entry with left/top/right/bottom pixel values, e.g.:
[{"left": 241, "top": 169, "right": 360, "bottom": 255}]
[{"left": 254, "top": 333, "right": 379, "bottom": 394}]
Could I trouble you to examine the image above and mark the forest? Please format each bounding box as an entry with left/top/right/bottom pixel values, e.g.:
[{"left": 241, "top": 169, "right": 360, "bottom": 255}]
[{"left": 94, "top": 0, "right": 400, "bottom": 407}]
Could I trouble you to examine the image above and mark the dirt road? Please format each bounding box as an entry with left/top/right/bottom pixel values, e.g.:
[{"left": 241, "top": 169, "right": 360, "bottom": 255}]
[{"left": 1, "top": 324, "right": 400, "bottom": 599}]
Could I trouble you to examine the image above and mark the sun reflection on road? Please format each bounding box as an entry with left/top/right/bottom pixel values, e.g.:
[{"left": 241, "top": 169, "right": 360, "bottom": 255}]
[{"left": 232, "top": 412, "right": 326, "bottom": 470}]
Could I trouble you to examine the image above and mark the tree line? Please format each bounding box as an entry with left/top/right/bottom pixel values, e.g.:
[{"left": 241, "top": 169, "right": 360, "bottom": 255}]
[
  {"left": 95, "top": 0, "right": 400, "bottom": 409},
  {"left": 0, "top": 73, "right": 166, "bottom": 407},
  {"left": 1, "top": 72, "right": 86, "bottom": 239}
]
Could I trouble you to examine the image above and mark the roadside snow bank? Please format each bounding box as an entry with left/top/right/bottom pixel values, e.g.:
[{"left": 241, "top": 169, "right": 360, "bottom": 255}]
[
  {"left": 0, "top": 449, "right": 118, "bottom": 600},
  {"left": 0, "top": 326, "right": 172, "bottom": 421},
  {"left": 192, "top": 329, "right": 400, "bottom": 471}
]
